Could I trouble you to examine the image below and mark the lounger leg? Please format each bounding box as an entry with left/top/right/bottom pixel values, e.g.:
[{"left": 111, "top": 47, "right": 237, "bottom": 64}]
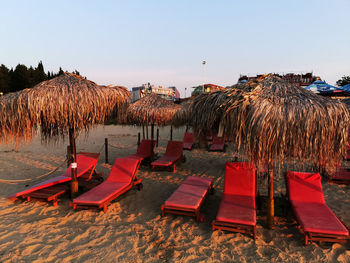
[
  {"left": 212, "top": 221, "right": 216, "bottom": 231},
  {"left": 26, "top": 196, "right": 31, "bottom": 202},
  {"left": 160, "top": 205, "right": 165, "bottom": 217},
  {"left": 52, "top": 200, "right": 58, "bottom": 207},
  {"left": 304, "top": 235, "right": 309, "bottom": 246},
  {"left": 103, "top": 204, "right": 107, "bottom": 213},
  {"left": 173, "top": 165, "right": 176, "bottom": 173},
  {"left": 253, "top": 226, "right": 257, "bottom": 240}
]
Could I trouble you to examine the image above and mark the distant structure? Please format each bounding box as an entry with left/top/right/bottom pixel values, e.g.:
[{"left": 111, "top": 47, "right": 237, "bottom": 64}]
[
  {"left": 238, "top": 73, "right": 318, "bottom": 88},
  {"left": 131, "top": 83, "right": 180, "bottom": 102},
  {"left": 191, "top": 83, "right": 224, "bottom": 96}
]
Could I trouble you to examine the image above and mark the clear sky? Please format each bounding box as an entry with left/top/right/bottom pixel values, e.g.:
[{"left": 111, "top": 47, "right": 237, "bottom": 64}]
[{"left": 1, "top": 0, "right": 349, "bottom": 96}]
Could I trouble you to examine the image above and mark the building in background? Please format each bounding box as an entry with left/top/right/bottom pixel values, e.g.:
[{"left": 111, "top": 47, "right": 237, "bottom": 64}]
[
  {"left": 238, "top": 73, "right": 318, "bottom": 88},
  {"left": 191, "top": 83, "right": 224, "bottom": 96},
  {"left": 131, "top": 83, "right": 180, "bottom": 102}
]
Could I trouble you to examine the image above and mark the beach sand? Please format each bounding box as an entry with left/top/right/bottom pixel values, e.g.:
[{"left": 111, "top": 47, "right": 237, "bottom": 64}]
[{"left": 0, "top": 125, "right": 349, "bottom": 263}]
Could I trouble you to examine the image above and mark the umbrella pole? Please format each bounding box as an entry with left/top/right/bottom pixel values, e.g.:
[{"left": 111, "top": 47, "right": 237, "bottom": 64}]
[
  {"left": 151, "top": 124, "right": 154, "bottom": 141},
  {"left": 69, "top": 128, "right": 79, "bottom": 198},
  {"left": 170, "top": 125, "right": 173, "bottom": 141},
  {"left": 142, "top": 125, "right": 145, "bottom": 139},
  {"left": 146, "top": 125, "right": 149, "bottom": 139},
  {"left": 267, "top": 159, "right": 274, "bottom": 229}
]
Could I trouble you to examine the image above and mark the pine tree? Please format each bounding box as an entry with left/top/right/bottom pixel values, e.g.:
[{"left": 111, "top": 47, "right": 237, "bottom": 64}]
[
  {"left": 0, "top": 64, "right": 10, "bottom": 94},
  {"left": 10, "top": 64, "right": 30, "bottom": 92}
]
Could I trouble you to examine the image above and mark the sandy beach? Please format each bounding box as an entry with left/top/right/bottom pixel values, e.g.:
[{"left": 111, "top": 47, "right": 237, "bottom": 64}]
[{"left": 0, "top": 125, "right": 349, "bottom": 263}]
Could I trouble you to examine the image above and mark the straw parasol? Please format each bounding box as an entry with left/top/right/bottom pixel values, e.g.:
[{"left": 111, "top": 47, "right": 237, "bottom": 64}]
[
  {"left": 221, "top": 75, "right": 350, "bottom": 228},
  {"left": 172, "top": 98, "right": 193, "bottom": 128},
  {"left": 0, "top": 72, "right": 130, "bottom": 195},
  {"left": 127, "top": 93, "right": 181, "bottom": 141}
]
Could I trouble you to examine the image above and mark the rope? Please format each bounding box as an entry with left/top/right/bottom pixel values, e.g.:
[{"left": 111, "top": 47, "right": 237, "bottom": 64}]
[{"left": 0, "top": 157, "right": 68, "bottom": 185}]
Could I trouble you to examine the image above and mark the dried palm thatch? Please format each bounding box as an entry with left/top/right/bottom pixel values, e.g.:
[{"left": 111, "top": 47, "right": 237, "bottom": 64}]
[
  {"left": 222, "top": 75, "right": 350, "bottom": 171},
  {"left": 127, "top": 93, "right": 181, "bottom": 125},
  {"left": 0, "top": 72, "right": 130, "bottom": 144},
  {"left": 172, "top": 98, "right": 193, "bottom": 127}
]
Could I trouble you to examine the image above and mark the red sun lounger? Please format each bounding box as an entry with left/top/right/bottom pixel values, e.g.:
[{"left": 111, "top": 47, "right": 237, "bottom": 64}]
[
  {"left": 287, "top": 171, "right": 349, "bottom": 245},
  {"left": 128, "top": 139, "right": 156, "bottom": 162},
  {"left": 183, "top": 132, "right": 195, "bottom": 150},
  {"left": 161, "top": 176, "right": 214, "bottom": 222},
  {"left": 70, "top": 157, "right": 142, "bottom": 213},
  {"left": 328, "top": 166, "right": 350, "bottom": 185},
  {"left": 209, "top": 136, "right": 225, "bottom": 152},
  {"left": 151, "top": 141, "right": 185, "bottom": 172},
  {"left": 212, "top": 162, "right": 257, "bottom": 239},
  {"left": 8, "top": 152, "right": 100, "bottom": 206}
]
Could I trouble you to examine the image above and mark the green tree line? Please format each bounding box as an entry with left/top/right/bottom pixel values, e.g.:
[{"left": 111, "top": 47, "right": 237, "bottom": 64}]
[{"left": 0, "top": 61, "right": 80, "bottom": 94}]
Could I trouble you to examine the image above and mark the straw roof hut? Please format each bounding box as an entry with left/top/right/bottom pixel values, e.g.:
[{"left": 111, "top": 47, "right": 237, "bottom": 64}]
[
  {"left": 127, "top": 93, "right": 181, "bottom": 126},
  {"left": 222, "top": 75, "right": 350, "bottom": 169},
  {"left": 0, "top": 72, "right": 130, "bottom": 144}
]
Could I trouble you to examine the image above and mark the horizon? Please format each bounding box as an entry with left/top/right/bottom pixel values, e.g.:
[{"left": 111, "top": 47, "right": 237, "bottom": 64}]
[{"left": 1, "top": 0, "right": 349, "bottom": 97}]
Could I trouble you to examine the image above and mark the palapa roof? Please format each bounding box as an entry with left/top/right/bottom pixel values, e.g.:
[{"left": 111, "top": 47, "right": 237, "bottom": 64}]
[
  {"left": 172, "top": 98, "right": 193, "bottom": 127},
  {"left": 127, "top": 93, "right": 181, "bottom": 125},
  {"left": 0, "top": 72, "right": 130, "bottom": 144},
  {"left": 221, "top": 75, "right": 350, "bottom": 169}
]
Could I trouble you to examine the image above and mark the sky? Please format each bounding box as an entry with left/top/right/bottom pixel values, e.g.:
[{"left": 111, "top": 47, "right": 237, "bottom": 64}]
[{"left": 1, "top": 0, "right": 349, "bottom": 97}]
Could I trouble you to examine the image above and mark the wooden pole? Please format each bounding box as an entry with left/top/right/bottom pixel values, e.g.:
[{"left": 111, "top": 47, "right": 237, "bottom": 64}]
[
  {"left": 142, "top": 125, "right": 145, "bottom": 139},
  {"left": 66, "top": 145, "right": 72, "bottom": 167},
  {"left": 69, "top": 128, "right": 78, "bottom": 198},
  {"left": 105, "top": 138, "right": 109, "bottom": 164},
  {"left": 137, "top": 132, "right": 141, "bottom": 148},
  {"left": 156, "top": 127, "right": 159, "bottom": 147},
  {"left": 170, "top": 125, "right": 173, "bottom": 141},
  {"left": 151, "top": 124, "right": 154, "bottom": 142},
  {"left": 267, "top": 159, "right": 274, "bottom": 229},
  {"left": 146, "top": 125, "right": 149, "bottom": 139}
]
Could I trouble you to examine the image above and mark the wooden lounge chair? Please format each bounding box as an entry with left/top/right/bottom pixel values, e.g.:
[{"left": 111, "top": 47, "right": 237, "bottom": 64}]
[
  {"left": 183, "top": 132, "right": 195, "bottom": 150},
  {"left": 161, "top": 176, "right": 214, "bottom": 222},
  {"left": 70, "top": 157, "right": 142, "bottom": 213},
  {"left": 212, "top": 162, "right": 257, "bottom": 239},
  {"left": 209, "top": 136, "right": 225, "bottom": 152},
  {"left": 127, "top": 139, "right": 156, "bottom": 162},
  {"left": 8, "top": 152, "right": 101, "bottom": 206},
  {"left": 327, "top": 166, "right": 350, "bottom": 185},
  {"left": 286, "top": 171, "right": 349, "bottom": 245},
  {"left": 151, "top": 141, "right": 185, "bottom": 172}
]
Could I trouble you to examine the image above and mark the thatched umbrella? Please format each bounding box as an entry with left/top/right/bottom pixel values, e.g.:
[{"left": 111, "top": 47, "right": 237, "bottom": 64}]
[
  {"left": 127, "top": 93, "right": 181, "bottom": 141},
  {"left": 0, "top": 72, "right": 130, "bottom": 195},
  {"left": 172, "top": 98, "right": 193, "bottom": 128},
  {"left": 221, "top": 75, "right": 350, "bottom": 228}
]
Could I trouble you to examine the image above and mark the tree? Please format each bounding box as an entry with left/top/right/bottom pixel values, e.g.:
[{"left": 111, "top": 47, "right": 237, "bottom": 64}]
[
  {"left": 0, "top": 64, "right": 10, "bottom": 94},
  {"left": 72, "top": 70, "right": 80, "bottom": 76},
  {"left": 336, "top": 76, "right": 350, "bottom": 87},
  {"left": 10, "top": 64, "right": 30, "bottom": 92}
]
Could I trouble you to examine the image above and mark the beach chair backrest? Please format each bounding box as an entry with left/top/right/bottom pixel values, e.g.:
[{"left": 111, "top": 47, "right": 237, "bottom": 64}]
[
  {"left": 136, "top": 139, "right": 156, "bottom": 155},
  {"left": 183, "top": 132, "right": 194, "bottom": 143},
  {"left": 286, "top": 171, "right": 325, "bottom": 204},
  {"left": 212, "top": 136, "right": 224, "bottom": 145},
  {"left": 165, "top": 141, "right": 184, "bottom": 157},
  {"left": 63, "top": 153, "right": 99, "bottom": 178},
  {"left": 224, "top": 162, "right": 256, "bottom": 197},
  {"left": 107, "top": 157, "right": 141, "bottom": 183}
]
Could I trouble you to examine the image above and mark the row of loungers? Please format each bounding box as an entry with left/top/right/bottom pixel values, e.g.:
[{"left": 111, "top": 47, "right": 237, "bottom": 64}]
[
  {"left": 183, "top": 132, "right": 226, "bottom": 152},
  {"left": 161, "top": 162, "right": 349, "bottom": 245},
  {"left": 8, "top": 148, "right": 349, "bottom": 245}
]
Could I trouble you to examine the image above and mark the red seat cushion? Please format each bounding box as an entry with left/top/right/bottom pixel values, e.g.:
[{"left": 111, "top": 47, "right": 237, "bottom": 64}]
[
  {"left": 291, "top": 201, "right": 349, "bottom": 236},
  {"left": 216, "top": 194, "right": 256, "bottom": 226},
  {"left": 73, "top": 182, "right": 129, "bottom": 205},
  {"left": 209, "top": 137, "right": 225, "bottom": 151},
  {"left": 152, "top": 141, "right": 183, "bottom": 167},
  {"left": 183, "top": 176, "right": 212, "bottom": 188},
  {"left": 183, "top": 133, "right": 194, "bottom": 150},
  {"left": 165, "top": 183, "right": 208, "bottom": 209},
  {"left": 224, "top": 162, "right": 256, "bottom": 197},
  {"left": 106, "top": 157, "right": 140, "bottom": 183}
]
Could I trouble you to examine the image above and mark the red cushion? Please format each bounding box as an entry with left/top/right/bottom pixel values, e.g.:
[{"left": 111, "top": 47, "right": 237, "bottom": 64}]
[
  {"left": 136, "top": 140, "right": 155, "bottom": 156},
  {"left": 330, "top": 167, "right": 350, "bottom": 181},
  {"left": 73, "top": 182, "right": 129, "bottom": 205},
  {"left": 209, "top": 137, "right": 225, "bottom": 151},
  {"left": 183, "top": 132, "right": 195, "bottom": 143},
  {"left": 8, "top": 153, "right": 99, "bottom": 200},
  {"left": 165, "top": 183, "right": 207, "bottom": 209},
  {"left": 216, "top": 194, "right": 256, "bottom": 226},
  {"left": 291, "top": 201, "right": 349, "bottom": 236},
  {"left": 286, "top": 172, "right": 325, "bottom": 204},
  {"left": 152, "top": 141, "right": 183, "bottom": 166},
  {"left": 183, "top": 142, "right": 193, "bottom": 150},
  {"left": 224, "top": 162, "right": 256, "bottom": 197},
  {"left": 106, "top": 157, "right": 140, "bottom": 183},
  {"left": 183, "top": 176, "right": 212, "bottom": 188}
]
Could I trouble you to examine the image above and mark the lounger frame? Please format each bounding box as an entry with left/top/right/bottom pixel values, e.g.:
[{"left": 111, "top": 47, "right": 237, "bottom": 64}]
[
  {"left": 160, "top": 181, "right": 214, "bottom": 222},
  {"left": 212, "top": 220, "right": 257, "bottom": 240},
  {"left": 152, "top": 155, "right": 186, "bottom": 173}
]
